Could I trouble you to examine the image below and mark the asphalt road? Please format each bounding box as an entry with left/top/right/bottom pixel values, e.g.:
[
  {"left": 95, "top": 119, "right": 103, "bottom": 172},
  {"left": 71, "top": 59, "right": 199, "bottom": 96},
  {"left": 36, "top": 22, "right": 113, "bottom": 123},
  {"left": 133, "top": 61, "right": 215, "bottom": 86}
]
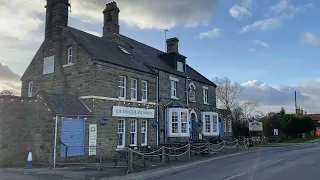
[{"left": 145, "top": 143, "right": 320, "bottom": 180}]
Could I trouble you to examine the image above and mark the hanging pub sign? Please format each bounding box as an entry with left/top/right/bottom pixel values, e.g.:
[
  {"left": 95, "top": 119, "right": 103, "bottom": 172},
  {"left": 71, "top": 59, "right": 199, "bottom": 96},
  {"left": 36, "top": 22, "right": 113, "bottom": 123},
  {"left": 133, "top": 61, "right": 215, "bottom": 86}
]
[{"left": 188, "top": 82, "right": 196, "bottom": 102}]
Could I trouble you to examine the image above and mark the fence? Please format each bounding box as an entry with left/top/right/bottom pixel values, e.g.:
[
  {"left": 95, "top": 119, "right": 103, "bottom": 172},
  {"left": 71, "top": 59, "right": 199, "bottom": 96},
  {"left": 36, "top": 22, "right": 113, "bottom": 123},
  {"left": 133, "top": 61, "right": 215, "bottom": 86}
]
[{"left": 49, "top": 139, "right": 250, "bottom": 173}]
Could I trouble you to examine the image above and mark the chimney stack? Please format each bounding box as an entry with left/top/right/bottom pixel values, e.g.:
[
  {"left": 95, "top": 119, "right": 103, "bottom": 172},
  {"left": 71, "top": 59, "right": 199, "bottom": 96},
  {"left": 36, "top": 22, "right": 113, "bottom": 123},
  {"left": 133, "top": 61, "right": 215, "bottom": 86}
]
[
  {"left": 45, "top": 0, "right": 70, "bottom": 40},
  {"left": 166, "top": 37, "right": 179, "bottom": 53},
  {"left": 103, "top": 2, "right": 120, "bottom": 38}
]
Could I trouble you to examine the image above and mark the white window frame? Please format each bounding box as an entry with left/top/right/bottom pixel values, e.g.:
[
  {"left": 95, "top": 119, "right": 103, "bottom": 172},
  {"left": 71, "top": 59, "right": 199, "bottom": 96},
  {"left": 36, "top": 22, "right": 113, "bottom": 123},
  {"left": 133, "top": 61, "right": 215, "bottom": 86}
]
[
  {"left": 203, "top": 86, "right": 209, "bottom": 104},
  {"left": 229, "top": 119, "right": 232, "bottom": 133},
  {"left": 223, "top": 119, "right": 227, "bottom": 133},
  {"left": 202, "top": 112, "right": 219, "bottom": 136},
  {"left": 177, "top": 61, "right": 184, "bottom": 72},
  {"left": 43, "top": 55, "right": 55, "bottom": 75},
  {"left": 119, "top": 76, "right": 126, "bottom": 99},
  {"left": 131, "top": 78, "right": 137, "bottom": 101},
  {"left": 141, "top": 120, "right": 147, "bottom": 146},
  {"left": 67, "top": 47, "right": 73, "bottom": 64},
  {"left": 141, "top": 80, "right": 148, "bottom": 102},
  {"left": 28, "top": 81, "right": 33, "bottom": 97},
  {"left": 169, "top": 77, "right": 179, "bottom": 99},
  {"left": 117, "top": 119, "right": 125, "bottom": 148},
  {"left": 168, "top": 108, "right": 189, "bottom": 137},
  {"left": 130, "top": 119, "right": 137, "bottom": 146}
]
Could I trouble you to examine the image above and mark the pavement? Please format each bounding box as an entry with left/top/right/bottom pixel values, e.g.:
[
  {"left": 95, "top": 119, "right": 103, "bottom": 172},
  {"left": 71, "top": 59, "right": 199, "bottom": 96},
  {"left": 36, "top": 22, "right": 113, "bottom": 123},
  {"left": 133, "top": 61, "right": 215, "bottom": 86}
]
[{"left": 0, "top": 142, "right": 317, "bottom": 180}]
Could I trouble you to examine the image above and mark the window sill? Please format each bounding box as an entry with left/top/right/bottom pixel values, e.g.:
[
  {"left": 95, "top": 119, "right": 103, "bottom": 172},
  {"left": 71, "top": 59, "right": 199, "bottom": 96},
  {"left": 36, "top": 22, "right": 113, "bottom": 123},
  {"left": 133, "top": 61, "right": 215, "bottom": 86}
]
[
  {"left": 189, "top": 100, "right": 196, "bottom": 103},
  {"left": 131, "top": 99, "right": 137, "bottom": 102},
  {"left": 118, "top": 97, "right": 126, "bottom": 100},
  {"left": 63, "top": 63, "right": 73, "bottom": 67},
  {"left": 116, "top": 146, "right": 125, "bottom": 151},
  {"left": 203, "top": 102, "right": 210, "bottom": 105},
  {"left": 171, "top": 97, "right": 179, "bottom": 100},
  {"left": 141, "top": 144, "right": 147, "bottom": 146},
  {"left": 167, "top": 133, "right": 189, "bottom": 137}
]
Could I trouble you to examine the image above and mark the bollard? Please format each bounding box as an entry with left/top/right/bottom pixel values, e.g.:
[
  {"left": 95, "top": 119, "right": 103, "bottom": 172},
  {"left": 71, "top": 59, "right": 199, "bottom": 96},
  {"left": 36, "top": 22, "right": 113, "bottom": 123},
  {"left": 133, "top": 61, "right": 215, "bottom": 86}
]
[
  {"left": 161, "top": 146, "right": 165, "bottom": 164},
  {"left": 129, "top": 150, "right": 134, "bottom": 173}
]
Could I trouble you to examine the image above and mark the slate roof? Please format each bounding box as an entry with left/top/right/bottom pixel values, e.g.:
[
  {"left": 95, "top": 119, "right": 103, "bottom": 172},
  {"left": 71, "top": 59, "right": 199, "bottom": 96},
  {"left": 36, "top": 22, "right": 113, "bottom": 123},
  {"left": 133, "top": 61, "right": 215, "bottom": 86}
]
[
  {"left": 65, "top": 27, "right": 215, "bottom": 86},
  {"left": 40, "top": 91, "right": 93, "bottom": 116}
]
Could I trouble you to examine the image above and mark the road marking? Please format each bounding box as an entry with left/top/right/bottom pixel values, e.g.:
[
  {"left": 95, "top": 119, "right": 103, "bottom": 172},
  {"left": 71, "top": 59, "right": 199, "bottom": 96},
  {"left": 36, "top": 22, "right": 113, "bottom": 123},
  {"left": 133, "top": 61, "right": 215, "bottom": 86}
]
[
  {"left": 224, "top": 171, "right": 250, "bottom": 180},
  {"left": 264, "top": 159, "right": 284, "bottom": 167},
  {"left": 223, "top": 158, "right": 285, "bottom": 180}
]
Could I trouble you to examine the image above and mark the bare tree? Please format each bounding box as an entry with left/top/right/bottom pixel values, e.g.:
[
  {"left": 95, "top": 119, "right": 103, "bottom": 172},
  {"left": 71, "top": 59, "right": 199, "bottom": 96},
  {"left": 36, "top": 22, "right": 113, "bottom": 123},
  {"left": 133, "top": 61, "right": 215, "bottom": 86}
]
[
  {"left": 0, "top": 90, "right": 13, "bottom": 96},
  {"left": 214, "top": 77, "right": 243, "bottom": 110}
]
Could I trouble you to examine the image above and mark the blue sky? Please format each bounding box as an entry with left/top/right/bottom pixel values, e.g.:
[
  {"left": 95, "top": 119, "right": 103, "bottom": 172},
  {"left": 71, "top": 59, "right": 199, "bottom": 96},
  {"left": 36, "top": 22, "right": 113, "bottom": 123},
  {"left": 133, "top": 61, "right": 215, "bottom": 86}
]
[{"left": 1, "top": 0, "right": 320, "bottom": 113}]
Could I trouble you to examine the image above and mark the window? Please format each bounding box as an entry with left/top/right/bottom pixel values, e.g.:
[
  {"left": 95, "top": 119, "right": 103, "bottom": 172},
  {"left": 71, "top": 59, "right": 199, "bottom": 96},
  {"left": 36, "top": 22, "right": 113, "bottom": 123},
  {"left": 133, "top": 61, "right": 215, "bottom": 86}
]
[
  {"left": 67, "top": 47, "right": 73, "bottom": 64},
  {"left": 131, "top": 78, "right": 137, "bottom": 101},
  {"left": 119, "top": 76, "right": 126, "bottom": 99},
  {"left": 141, "top": 120, "right": 147, "bottom": 146},
  {"left": 130, "top": 120, "right": 137, "bottom": 146},
  {"left": 205, "top": 115, "right": 210, "bottom": 133},
  {"left": 229, "top": 120, "right": 232, "bottom": 133},
  {"left": 28, "top": 81, "right": 33, "bottom": 97},
  {"left": 117, "top": 120, "right": 125, "bottom": 148},
  {"left": 168, "top": 108, "right": 189, "bottom": 137},
  {"left": 170, "top": 80, "right": 177, "bottom": 99},
  {"left": 141, "top": 80, "right": 147, "bottom": 102},
  {"left": 177, "top": 61, "right": 184, "bottom": 72},
  {"left": 118, "top": 46, "right": 130, "bottom": 55},
  {"left": 202, "top": 112, "right": 219, "bottom": 136},
  {"left": 203, "top": 86, "right": 208, "bottom": 104},
  {"left": 43, "top": 56, "right": 55, "bottom": 75},
  {"left": 223, "top": 119, "right": 227, "bottom": 133}
]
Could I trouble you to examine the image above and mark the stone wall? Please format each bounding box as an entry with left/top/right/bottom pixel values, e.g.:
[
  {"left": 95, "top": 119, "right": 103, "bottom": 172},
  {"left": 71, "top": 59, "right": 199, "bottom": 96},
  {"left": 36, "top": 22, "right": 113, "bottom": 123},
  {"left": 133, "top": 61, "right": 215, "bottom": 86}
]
[
  {"left": 81, "top": 99, "right": 158, "bottom": 156},
  {"left": 0, "top": 95, "right": 55, "bottom": 167},
  {"left": 21, "top": 29, "right": 94, "bottom": 98},
  {"left": 157, "top": 70, "right": 217, "bottom": 144}
]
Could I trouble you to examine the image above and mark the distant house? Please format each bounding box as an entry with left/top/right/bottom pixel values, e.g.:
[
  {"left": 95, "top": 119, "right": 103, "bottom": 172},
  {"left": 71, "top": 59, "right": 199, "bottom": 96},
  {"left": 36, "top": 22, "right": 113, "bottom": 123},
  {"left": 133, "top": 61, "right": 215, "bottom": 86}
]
[
  {"left": 305, "top": 114, "right": 320, "bottom": 136},
  {"left": 0, "top": 0, "right": 232, "bottom": 166}
]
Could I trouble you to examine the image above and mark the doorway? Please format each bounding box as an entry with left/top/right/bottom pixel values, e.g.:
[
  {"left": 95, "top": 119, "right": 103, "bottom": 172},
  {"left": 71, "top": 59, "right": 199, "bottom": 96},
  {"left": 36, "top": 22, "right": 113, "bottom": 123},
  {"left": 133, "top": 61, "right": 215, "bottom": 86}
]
[{"left": 190, "top": 111, "right": 198, "bottom": 141}]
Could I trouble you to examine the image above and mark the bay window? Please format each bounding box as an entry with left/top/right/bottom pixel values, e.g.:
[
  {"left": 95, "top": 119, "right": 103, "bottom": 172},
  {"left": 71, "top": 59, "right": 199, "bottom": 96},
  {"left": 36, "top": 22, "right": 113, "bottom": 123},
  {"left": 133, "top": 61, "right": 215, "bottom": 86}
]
[
  {"left": 117, "top": 119, "right": 125, "bottom": 148},
  {"left": 168, "top": 108, "right": 189, "bottom": 137},
  {"left": 202, "top": 112, "right": 219, "bottom": 136}
]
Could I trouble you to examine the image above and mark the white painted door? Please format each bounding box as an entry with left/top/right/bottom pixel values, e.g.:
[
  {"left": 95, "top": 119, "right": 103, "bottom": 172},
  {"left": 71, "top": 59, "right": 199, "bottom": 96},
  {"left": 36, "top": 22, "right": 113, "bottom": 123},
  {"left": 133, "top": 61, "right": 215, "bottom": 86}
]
[{"left": 28, "top": 81, "right": 33, "bottom": 97}]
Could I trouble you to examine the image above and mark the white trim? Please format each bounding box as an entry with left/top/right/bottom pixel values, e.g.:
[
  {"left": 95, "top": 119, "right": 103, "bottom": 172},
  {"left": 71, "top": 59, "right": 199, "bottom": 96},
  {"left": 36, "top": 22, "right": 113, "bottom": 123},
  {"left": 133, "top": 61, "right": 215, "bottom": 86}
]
[
  {"left": 167, "top": 108, "right": 190, "bottom": 137},
  {"left": 119, "top": 76, "right": 126, "bottom": 99},
  {"left": 130, "top": 119, "right": 137, "bottom": 146},
  {"left": 117, "top": 119, "right": 125, "bottom": 148},
  {"left": 141, "top": 80, "right": 148, "bottom": 102},
  {"left": 131, "top": 78, "right": 137, "bottom": 101},
  {"left": 169, "top": 76, "right": 179, "bottom": 82},
  {"left": 53, "top": 115, "right": 58, "bottom": 167},
  {"left": 141, "top": 120, "right": 147, "bottom": 146},
  {"left": 203, "top": 88, "right": 208, "bottom": 104},
  {"left": 202, "top": 112, "right": 219, "bottom": 136},
  {"left": 202, "top": 86, "right": 209, "bottom": 89},
  {"left": 189, "top": 110, "right": 198, "bottom": 122},
  {"left": 223, "top": 119, "right": 227, "bottom": 133},
  {"left": 63, "top": 63, "right": 73, "bottom": 67},
  {"left": 80, "top": 95, "right": 157, "bottom": 105}
]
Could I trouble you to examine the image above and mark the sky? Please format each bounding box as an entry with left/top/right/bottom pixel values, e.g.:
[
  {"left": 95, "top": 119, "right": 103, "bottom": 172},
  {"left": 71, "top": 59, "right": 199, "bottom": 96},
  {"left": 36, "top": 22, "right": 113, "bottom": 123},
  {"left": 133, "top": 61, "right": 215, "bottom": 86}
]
[{"left": 0, "top": 0, "right": 320, "bottom": 114}]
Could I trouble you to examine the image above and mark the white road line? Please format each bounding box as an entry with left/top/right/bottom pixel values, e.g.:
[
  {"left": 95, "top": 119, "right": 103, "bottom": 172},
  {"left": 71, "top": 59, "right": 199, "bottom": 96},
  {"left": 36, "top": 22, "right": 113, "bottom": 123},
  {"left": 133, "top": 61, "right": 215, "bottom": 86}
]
[
  {"left": 223, "top": 158, "right": 285, "bottom": 180},
  {"left": 224, "top": 171, "right": 250, "bottom": 180},
  {"left": 264, "top": 159, "right": 284, "bottom": 167}
]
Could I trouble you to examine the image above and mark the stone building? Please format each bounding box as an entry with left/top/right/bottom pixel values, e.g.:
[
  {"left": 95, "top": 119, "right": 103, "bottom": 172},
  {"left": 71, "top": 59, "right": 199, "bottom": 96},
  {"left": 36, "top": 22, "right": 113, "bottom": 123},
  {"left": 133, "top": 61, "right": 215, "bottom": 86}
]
[{"left": 0, "top": 0, "right": 232, "bottom": 166}]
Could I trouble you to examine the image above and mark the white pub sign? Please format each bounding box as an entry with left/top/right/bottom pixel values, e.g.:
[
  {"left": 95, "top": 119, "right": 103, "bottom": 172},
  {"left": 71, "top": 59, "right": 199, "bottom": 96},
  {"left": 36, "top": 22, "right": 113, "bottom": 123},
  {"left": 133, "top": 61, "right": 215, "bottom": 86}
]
[
  {"left": 112, "top": 106, "right": 155, "bottom": 119},
  {"left": 88, "top": 124, "right": 97, "bottom": 156}
]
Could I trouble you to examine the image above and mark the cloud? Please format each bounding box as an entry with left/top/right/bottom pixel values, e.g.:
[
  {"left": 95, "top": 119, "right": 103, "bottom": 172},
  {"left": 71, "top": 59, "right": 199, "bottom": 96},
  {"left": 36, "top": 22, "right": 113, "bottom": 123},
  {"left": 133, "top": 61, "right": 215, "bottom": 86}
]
[
  {"left": 253, "top": 40, "right": 269, "bottom": 48},
  {"left": 196, "top": 28, "right": 222, "bottom": 39},
  {"left": 0, "top": 63, "right": 21, "bottom": 95},
  {"left": 71, "top": 0, "right": 218, "bottom": 30},
  {"left": 248, "top": 48, "right": 256, "bottom": 52},
  {"left": 241, "top": 18, "right": 281, "bottom": 33},
  {"left": 301, "top": 32, "right": 320, "bottom": 46},
  {"left": 240, "top": 79, "right": 320, "bottom": 114},
  {"left": 240, "top": 0, "right": 312, "bottom": 33},
  {"left": 229, "top": 5, "right": 252, "bottom": 20}
]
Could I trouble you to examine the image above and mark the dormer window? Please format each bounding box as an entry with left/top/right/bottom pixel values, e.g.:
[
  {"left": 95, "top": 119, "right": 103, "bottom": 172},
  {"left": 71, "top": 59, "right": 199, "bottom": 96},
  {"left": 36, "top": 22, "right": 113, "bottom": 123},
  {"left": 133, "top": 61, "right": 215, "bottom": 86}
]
[
  {"left": 177, "top": 61, "right": 184, "bottom": 72},
  {"left": 118, "top": 46, "right": 130, "bottom": 55}
]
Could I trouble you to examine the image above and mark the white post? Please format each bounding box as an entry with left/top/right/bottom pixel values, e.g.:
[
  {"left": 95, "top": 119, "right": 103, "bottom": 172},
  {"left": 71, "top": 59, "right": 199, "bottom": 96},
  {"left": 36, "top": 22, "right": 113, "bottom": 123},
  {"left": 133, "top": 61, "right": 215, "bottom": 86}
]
[{"left": 53, "top": 115, "right": 58, "bottom": 167}]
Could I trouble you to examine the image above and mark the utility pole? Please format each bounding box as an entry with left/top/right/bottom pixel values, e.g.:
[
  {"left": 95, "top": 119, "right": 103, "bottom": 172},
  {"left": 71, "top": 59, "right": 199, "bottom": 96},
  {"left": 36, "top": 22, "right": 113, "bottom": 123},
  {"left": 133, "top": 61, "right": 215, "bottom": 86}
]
[{"left": 295, "top": 91, "right": 297, "bottom": 114}]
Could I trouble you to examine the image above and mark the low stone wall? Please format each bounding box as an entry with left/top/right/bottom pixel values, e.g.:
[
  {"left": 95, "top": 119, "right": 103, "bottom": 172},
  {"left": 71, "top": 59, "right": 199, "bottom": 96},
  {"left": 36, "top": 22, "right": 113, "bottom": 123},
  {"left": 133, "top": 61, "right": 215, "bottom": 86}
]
[{"left": 0, "top": 95, "right": 55, "bottom": 167}]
